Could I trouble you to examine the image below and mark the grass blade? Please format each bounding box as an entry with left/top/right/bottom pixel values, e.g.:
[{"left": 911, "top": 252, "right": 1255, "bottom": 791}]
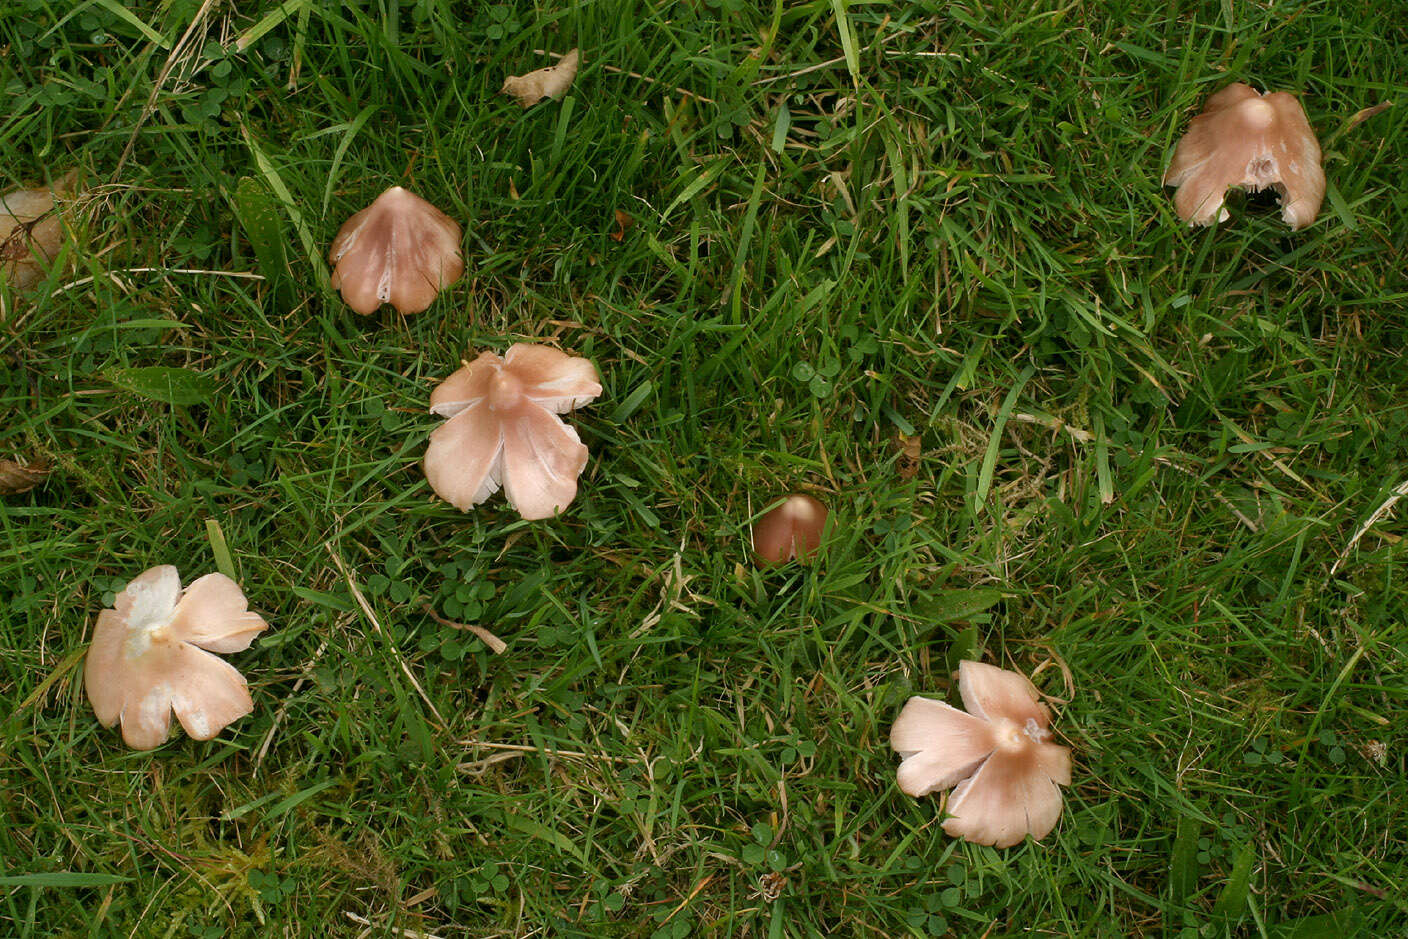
[{"left": 974, "top": 366, "right": 1034, "bottom": 512}]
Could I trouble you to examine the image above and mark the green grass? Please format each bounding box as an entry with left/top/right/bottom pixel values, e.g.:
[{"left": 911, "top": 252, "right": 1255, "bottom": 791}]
[{"left": 2, "top": 0, "right": 1406, "bottom": 936}]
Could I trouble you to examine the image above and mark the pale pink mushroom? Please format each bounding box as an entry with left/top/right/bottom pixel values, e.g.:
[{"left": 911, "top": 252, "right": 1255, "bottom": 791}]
[
  {"left": 752, "top": 494, "right": 829, "bottom": 566},
  {"left": 891, "top": 660, "right": 1072, "bottom": 848},
  {"left": 424, "top": 343, "right": 602, "bottom": 520},
  {"left": 1163, "top": 83, "right": 1325, "bottom": 230},
  {"left": 84, "top": 565, "right": 269, "bottom": 750},
  {"left": 328, "top": 186, "right": 464, "bottom": 314}
]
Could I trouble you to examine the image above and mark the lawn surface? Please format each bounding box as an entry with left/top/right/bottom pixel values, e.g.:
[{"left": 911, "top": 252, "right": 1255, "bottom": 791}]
[{"left": 2, "top": 1, "right": 1406, "bottom": 936}]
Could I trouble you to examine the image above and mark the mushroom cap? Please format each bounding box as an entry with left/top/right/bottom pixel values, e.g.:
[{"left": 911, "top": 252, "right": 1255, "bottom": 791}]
[
  {"left": 83, "top": 565, "right": 269, "bottom": 749},
  {"left": 1163, "top": 83, "right": 1324, "bottom": 230},
  {"left": 751, "top": 494, "right": 829, "bottom": 566},
  {"left": 424, "top": 343, "right": 602, "bottom": 520},
  {"left": 940, "top": 744, "right": 1070, "bottom": 848},
  {"left": 890, "top": 660, "right": 1072, "bottom": 848},
  {"left": 328, "top": 186, "right": 465, "bottom": 315}
]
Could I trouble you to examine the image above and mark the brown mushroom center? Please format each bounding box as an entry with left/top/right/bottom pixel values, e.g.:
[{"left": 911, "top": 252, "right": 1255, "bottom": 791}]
[
  {"left": 1242, "top": 98, "right": 1275, "bottom": 130},
  {"left": 488, "top": 370, "right": 524, "bottom": 410},
  {"left": 122, "top": 612, "right": 177, "bottom": 660},
  {"left": 993, "top": 717, "right": 1050, "bottom": 753},
  {"left": 786, "top": 498, "right": 822, "bottom": 527}
]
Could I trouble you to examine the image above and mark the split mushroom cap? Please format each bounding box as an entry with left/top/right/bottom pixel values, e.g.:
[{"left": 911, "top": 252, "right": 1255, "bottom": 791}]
[
  {"left": 1, "top": 170, "right": 79, "bottom": 290},
  {"left": 424, "top": 343, "right": 602, "bottom": 520},
  {"left": 890, "top": 660, "right": 1072, "bottom": 848},
  {"left": 752, "top": 494, "right": 829, "bottom": 566},
  {"left": 83, "top": 565, "right": 269, "bottom": 750},
  {"left": 328, "top": 186, "right": 464, "bottom": 315},
  {"left": 1163, "top": 83, "right": 1324, "bottom": 230}
]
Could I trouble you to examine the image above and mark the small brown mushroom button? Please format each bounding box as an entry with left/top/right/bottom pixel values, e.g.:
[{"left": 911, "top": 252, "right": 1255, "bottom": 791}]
[
  {"left": 83, "top": 565, "right": 269, "bottom": 750},
  {"left": 751, "top": 494, "right": 829, "bottom": 566},
  {"left": 328, "top": 186, "right": 464, "bottom": 315},
  {"left": 1163, "top": 83, "right": 1325, "bottom": 230}
]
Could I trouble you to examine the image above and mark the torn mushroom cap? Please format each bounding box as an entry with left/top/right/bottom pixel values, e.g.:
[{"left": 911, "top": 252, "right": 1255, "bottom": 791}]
[
  {"left": 1163, "top": 83, "right": 1325, "bottom": 230},
  {"left": 1, "top": 169, "right": 79, "bottom": 291},
  {"left": 752, "top": 494, "right": 829, "bottom": 566},
  {"left": 328, "top": 186, "right": 464, "bottom": 315},
  {"left": 890, "top": 660, "right": 1072, "bottom": 849},
  {"left": 84, "top": 565, "right": 269, "bottom": 750},
  {"left": 424, "top": 343, "right": 602, "bottom": 520}
]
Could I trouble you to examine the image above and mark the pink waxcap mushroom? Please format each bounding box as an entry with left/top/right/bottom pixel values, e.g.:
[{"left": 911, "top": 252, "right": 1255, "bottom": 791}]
[
  {"left": 752, "top": 494, "right": 829, "bottom": 567},
  {"left": 424, "top": 343, "right": 602, "bottom": 520},
  {"left": 891, "top": 660, "right": 1072, "bottom": 848},
  {"left": 1163, "top": 83, "right": 1325, "bottom": 230},
  {"left": 328, "top": 186, "right": 464, "bottom": 314},
  {"left": 83, "top": 565, "right": 269, "bottom": 750}
]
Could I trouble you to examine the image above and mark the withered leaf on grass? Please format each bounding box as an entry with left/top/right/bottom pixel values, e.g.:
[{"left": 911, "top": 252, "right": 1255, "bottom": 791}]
[
  {"left": 897, "top": 433, "right": 922, "bottom": 480},
  {"left": 502, "top": 49, "right": 580, "bottom": 108},
  {"left": 0, "top": 457, "right": 52, "bottom": 494},
  {"left": 0, "top": 169, "right": 80, "bottom": 293},
  {"left": 1346, "top": 101, "right": 1392, "bottom": 133},
  {"left": 610, "top": 208, "right": 634, "bottom": 242}
]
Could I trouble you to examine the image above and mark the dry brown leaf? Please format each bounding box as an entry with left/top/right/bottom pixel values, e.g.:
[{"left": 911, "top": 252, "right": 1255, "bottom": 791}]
[
  {"left": 610, "top": 208, "right": 634, "bottom": 242},
  {"left": 422, "top": 604, "right": 508, "bottom": 655},
  {"left": 897, "top": 433, "right": 922, "bottom": 479},
  {"left": 0, "top": 456, "right": 53, "bottom": 494},
  {"left": 1346, "top": 101, "right": 1392, "bottom": 132},
  {"left": 1, "top": 169, "right": 80, "bottom": 293},
  {"left": 502, "top": 49, "right": 580, "bottom": 108}
]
